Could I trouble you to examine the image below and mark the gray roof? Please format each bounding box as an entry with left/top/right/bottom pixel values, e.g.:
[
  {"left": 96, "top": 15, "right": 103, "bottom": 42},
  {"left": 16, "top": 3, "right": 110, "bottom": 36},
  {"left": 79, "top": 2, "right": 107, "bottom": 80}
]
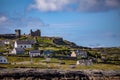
[
  {"left": 15, "top": 48, "right": 24, "bottom": 52},
  {"left": 29, "top": 50, "right": 40, "bottom": 53},
  {"left": 16, "top": 40, "right": 31, "bottom": 45}
]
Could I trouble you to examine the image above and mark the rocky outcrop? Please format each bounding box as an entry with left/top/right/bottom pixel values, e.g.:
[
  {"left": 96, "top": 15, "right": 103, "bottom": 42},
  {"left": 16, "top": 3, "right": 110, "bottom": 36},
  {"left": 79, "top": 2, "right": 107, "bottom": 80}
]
[
  {"left": 83, "top": 70, "right": 120, "bottom": 80},
  {"left": 0, "top": 69, "right": 89, "bottom": 80},
  {"left": 0, "top": 69, "right": 120, "bottom": 80}
]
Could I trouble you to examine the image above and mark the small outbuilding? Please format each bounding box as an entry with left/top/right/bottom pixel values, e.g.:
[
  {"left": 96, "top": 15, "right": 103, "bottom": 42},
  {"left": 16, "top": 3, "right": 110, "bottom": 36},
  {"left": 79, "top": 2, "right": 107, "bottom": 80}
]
[
  {"left": 0, "top": 56, "right": 8, "bottom": 64},
  {"left": 29, "top": 50, "right": 41, "bottom": 57}
]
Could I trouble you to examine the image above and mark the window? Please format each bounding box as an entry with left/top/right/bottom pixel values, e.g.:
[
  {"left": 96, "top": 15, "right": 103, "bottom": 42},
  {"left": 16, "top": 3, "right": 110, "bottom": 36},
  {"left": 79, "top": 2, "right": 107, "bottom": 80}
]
[
  {"left": 4, "top": 60, "right": 6, "bottom": 62},
  {"left": 24, "top": 45, "right": 26, "bottom": 48},
  {"left": 21, "top": 46, "right": 22, "bottom": 48},
  {"left": 0, "top": 60, "right": 2, "bottom": 62}
]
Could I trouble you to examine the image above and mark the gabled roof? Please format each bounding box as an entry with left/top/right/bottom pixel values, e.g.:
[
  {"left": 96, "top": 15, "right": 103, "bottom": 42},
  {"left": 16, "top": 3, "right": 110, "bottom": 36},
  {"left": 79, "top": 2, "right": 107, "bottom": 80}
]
[
  {"left": 15, "top": 48, "right": 24, "bottom": 52},
  {"left": 29, "top": 50, "right": 40, "bottom": 53},
  {"left": 16, "top": 40, "right": 31, "bottom": 45}
]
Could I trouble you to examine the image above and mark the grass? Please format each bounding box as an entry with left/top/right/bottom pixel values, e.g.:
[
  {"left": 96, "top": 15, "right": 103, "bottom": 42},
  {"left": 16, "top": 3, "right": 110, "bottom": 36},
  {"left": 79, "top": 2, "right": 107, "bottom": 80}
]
[
  {"left": 75, "top": 64, "right": 120, "bottom": 70},
  {"left": 0, "top": 56, "right": 120, "bottom": 70}
]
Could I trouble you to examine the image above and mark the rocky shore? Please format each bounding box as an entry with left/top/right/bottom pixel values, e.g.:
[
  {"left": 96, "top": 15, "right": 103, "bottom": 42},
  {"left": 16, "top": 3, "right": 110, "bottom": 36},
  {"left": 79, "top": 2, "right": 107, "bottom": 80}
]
[{"left": 0, "top": 68, "right": 120, "bottom": 80}]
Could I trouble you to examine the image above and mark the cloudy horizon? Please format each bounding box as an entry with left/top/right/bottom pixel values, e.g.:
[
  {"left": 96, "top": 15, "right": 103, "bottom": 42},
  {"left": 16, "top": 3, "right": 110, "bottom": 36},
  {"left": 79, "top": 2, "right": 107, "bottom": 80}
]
[{"left": 0, "top": 0, "right": 120, "bottom": 47}]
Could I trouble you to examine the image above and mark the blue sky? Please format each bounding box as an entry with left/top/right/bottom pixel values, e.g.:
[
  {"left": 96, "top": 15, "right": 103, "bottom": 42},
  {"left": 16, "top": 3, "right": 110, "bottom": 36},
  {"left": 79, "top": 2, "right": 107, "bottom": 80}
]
[{"left": 0, "top": 0, "right": 120, "bottom": 47}]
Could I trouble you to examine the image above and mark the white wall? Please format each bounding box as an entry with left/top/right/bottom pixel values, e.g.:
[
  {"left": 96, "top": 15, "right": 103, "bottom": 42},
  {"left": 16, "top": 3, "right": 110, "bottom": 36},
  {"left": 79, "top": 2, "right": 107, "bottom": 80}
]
[
  {"left": 14, "top": 41, "right": 32, "bottom": 48},
  {"left": 0, "top": 57, "right": 8, "bottom": 63}
]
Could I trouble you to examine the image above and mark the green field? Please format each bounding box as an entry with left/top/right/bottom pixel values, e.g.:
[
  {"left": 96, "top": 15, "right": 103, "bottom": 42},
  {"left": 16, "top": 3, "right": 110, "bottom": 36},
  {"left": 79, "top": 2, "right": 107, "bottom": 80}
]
[{"left": 0, "top": 56, "right": 120, "bottom": 70}]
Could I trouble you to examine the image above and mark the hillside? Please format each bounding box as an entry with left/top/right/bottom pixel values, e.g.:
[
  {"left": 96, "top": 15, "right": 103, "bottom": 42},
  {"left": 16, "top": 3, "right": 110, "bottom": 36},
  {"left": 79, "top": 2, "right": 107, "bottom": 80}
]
[{"left": 18, "top": 35, "right": 89, "bottom": 51}]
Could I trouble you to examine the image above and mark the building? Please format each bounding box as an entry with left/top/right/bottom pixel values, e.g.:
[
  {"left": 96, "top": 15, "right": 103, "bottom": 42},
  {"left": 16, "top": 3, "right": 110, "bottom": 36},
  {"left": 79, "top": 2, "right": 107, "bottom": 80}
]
[
  {"left": 0, "top": 29, "right": 21, "bottom": 39},
  {"left": 71, "top": 50, "right": 87, "bottom": 58},
  {"left": 15, "top": 29, "right": 21, "bottom": 37},
  {"left": 0, "top": 41, "right": 5, "bottom": 46},
  {"left": 0, "top": 34, "right": 16, "bottom": 39},
  {"left": 30, "top": 29, "right": 41, "bottom": 37},
  {"left": 76, "top": 50, "right": 87, "bottom": 58},
  {"left": 0, "top": 56, "right": 8, "bottom": 64},
  {"left": 76, "top": 59, "right": 93, "bottom": 66},
  {"left": 11, "top": 48, "right": 24, "bottom": 55},
  {"left": 3, "top": 40, "right": 10, "bottom": 45},
  {"left": 29, "top": 50, "right": 41, "bottom": 57},
  {"left": 14, "top": 40, "right": 32, "bottom": 48}
]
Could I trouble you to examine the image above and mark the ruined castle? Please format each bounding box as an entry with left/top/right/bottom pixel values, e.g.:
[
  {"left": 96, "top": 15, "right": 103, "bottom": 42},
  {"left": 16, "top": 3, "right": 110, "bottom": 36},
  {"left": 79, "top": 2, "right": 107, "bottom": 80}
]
[
  {"left": 0, "top": 29, "right": 41, "bottom": 39},
  {"left": 30, "top": 29, "right": 41, "bottom": 37},
  {"left": 0, "top": 29, "right": 21, "bottom": 39}
]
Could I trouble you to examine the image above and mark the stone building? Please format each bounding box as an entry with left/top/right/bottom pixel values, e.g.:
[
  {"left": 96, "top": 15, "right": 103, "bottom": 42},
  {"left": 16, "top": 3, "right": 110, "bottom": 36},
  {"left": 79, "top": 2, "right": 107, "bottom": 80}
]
[
  {"left": 30, "top": 29, "right": 41, "bottom": 37},
  {"left": 15, "top": 29, "right": 21, "bottom": 38},
  {"left": 0, "top": 29, "right": 21, "bottom": 39}
]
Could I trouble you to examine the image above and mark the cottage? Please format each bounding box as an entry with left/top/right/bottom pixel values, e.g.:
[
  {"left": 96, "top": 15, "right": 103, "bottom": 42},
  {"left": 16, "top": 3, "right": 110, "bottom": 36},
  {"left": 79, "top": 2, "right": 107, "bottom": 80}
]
[
  {"left": 11, "top": 48, "right": 24, "bottom": 55},
  {"left": 76, "top": 59, "right": 93, "bottom": 66},
  {"left": 0, "top": 56, "right": 8, "bottom": 64},
  {"left": 3, "top": 40, "right": 10, "bottom": 45},
  {"left": 14, "top": 40, "right": 32, "bottom": 48},
  {"left": 29, "top": 50, "right": 41, "bottom": 57},
  {"left": 71, "top": 50, "right": 87, "bottom": 58},
  {"left": 76, "top": 50, "right": 87, "bottom": 58}
]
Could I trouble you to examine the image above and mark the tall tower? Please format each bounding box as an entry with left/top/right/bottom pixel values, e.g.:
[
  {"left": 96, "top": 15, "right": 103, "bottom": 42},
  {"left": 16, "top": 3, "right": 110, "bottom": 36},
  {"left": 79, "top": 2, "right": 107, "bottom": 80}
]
[{"left": 15, "top": 29, "right": 21, "bottom": 37}]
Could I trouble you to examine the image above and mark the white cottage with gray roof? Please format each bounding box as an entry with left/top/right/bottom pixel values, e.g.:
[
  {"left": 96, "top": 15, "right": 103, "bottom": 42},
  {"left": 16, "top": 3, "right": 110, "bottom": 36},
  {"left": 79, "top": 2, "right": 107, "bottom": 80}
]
[
  {"left": 29, "top": 50, "right": 41, "bottom": 57},
  {"left": 14, "top": 40, "right": 32, "bottom": 48}
]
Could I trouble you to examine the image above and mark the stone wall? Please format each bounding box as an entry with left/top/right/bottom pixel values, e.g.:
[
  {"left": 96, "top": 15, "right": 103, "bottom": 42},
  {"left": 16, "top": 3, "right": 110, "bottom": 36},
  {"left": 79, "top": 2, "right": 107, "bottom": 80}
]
[{"left": 0, "top": 69, "right": 120, "bottom": 80}]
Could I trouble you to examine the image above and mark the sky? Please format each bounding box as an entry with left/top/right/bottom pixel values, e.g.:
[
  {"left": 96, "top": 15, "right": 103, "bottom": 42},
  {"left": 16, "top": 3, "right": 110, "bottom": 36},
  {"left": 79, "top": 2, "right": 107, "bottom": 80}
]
[{"left": 0, "top": 0, "right": 120, "bottom": 47}]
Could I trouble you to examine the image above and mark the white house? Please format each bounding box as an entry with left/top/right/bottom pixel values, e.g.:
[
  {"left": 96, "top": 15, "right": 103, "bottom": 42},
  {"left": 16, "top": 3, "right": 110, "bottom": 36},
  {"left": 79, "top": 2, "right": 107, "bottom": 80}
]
[
  {"left": 0, "top": 56, "right": 8, "bottom": 64},
  {"left": 71, "top": 51, "right": 77, "bottom": 57},
  {"left": 14, "top": 40, "right": 32, "bottom": 48},
  {"left": 11, "top": 48, "right": 24, "bottom": 55},
  {"left": 29, "top": 50, "right": 41, "bottom": 57},
  {"left": 4, "top": 40, "right": 10, "bottom": 45}
]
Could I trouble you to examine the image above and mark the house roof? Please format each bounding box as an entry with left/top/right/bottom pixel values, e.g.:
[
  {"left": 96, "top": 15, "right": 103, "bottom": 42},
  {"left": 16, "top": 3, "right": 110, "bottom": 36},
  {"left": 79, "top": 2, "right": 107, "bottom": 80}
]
[
  {"left": 29, "top": 50, "right": 40, "bottom": 53},
  {"left": 16, "top": 40, "right": 31, "bottom": 45},
  {"left": 0, "top": 56, "right": 7, "bottom": 60},
  {"left": 15, "top": 48, "right": 24, "bottom": 52},
  {"left": 43, "top": 50, "right": 53, "bottom": 54},
  {"left": 0, "top": 41, "right": 4, "bottom": 46}
]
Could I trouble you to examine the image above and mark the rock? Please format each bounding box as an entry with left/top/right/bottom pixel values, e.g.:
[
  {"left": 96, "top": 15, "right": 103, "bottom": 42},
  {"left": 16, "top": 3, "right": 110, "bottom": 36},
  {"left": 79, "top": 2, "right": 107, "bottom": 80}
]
[{"left": 0, "top": 69, "right": 120, "bottom": 80}]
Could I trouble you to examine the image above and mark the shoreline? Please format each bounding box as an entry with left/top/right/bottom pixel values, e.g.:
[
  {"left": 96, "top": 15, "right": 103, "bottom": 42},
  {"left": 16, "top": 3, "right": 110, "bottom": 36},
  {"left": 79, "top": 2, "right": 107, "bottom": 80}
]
[{"left": 0, "top": 68, "right": 120, "bottom": 80}]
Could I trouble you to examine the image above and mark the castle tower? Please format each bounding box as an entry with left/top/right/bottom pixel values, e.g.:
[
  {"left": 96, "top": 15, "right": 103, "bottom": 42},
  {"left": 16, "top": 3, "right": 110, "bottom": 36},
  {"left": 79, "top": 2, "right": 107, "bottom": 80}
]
[
  {"left": 15, "top": 29, "right": 21, "bottom": 37},
  {"left": 30, "top": 29, "right": 41, "bottom": 37}
]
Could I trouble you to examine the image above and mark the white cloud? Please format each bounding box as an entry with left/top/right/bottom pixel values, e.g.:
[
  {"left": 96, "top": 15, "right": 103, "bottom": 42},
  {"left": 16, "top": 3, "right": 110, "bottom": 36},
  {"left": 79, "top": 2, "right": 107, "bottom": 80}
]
[
  {"left": 29, "top": 0, "right": 120, "bottom": 12},
  {"left": 0, "top": 16, "right": 7, "bottom": 23},
  {"left": 29, "top": 0, "right": 74, "bottom": 11},
  {"left": 0, "top": 15, "right": 46, "bottom": 29},
  {"left": 106, "top": 0, "right": 120, "bottom": 7}
]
